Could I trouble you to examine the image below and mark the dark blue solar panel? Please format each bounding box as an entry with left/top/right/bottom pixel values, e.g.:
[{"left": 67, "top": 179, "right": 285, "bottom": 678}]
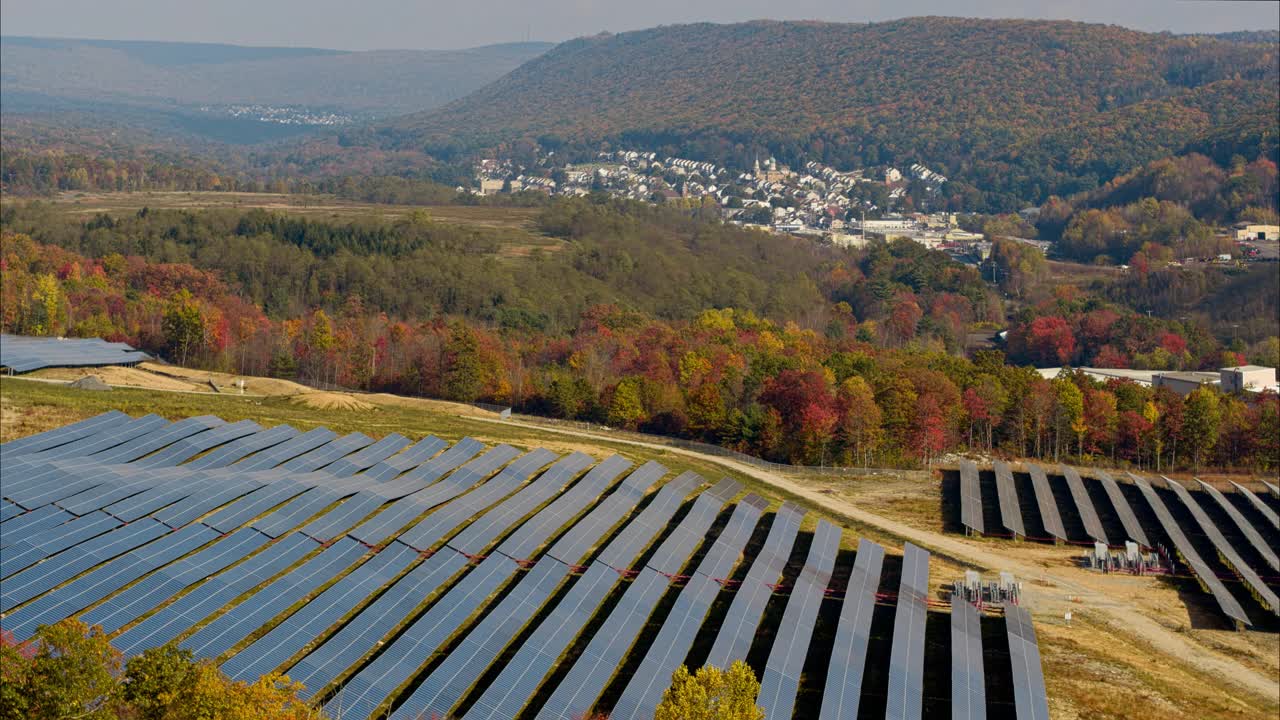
[
  {"left": 288, "top": 552, "right": 469, "bottom": 698},
  {"left": 611, "top": 495, "right": 765, "bottom": 720},
  {"left": 113, "top": 533, "right": 317, "bottom": 655},
  {"left": 182, "top": 537, "right": 368, "bottom": 660},
  {"left": 400, "top": 462, "right": 660, "bottom": 719},
  {"left": 1, "top": 511, "right": 123, "bottom": 578},
  {"left": 885, "top": 542, "right": 930, "bottom": 720},
  {"left": 82, "top": 528, "right": 270, "bottom": 633},
  {"left": 234, "top": 428, "right": 337, "bottom": 472},
  {"left": 756, "top": 520, "right": 841, "bottom": 720},
  {"left": 4, "top": 523, "right": 218, "bottom": 641},
  {"left": 222, "top": 542, "right": 419, "bottom": 682},
  {"left": 152, "top": 478, "right": 263, "bottom": 528},
  {"left": 1006, "top": 605, "right": 1049, "bottom": 720},
  {"left": 134, "top": 419, "right": 260, "bottom": 468},
  {"left": 0, "top": 411, "right": 130, "bottom": 458},
  {"left": 394, "top": 447, "right": 546, "bottom": 551},
  {"left": 534, "top": 478, "right": 737, "bottom": 720},
  {"left": 1, "top": 505, "right": 74, "bottom": 547},
  {"left": 820, "top": 538, "right": 886, "bottom": 720},
  {"left": 187, "top": 425, "right": 300, "bottom": 470},
  {"left": 703, "top": 502, "right": 804, "bottom": 668},
  {"left": 950, "top": 596, "right": 986, "bottom": 720},
  {"left": 1, "top": 519, "right": 169, "bottom": 611}
]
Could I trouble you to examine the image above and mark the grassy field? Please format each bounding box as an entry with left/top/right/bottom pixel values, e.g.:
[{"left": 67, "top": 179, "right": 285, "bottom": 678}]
[{"left": 2, "top": 190, "right": 565, "bottom": 259}]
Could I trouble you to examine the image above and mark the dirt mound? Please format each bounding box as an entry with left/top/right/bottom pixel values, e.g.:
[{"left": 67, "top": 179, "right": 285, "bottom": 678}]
[
  {"left": 30, "top": 366, "right": 203, "bottom": 392},
  {"left": 363, "top": 393, "right": 499, "bottom": 417},
  {"left": 137, "top": 362, "right": 309, "bottom": 396},
  {"left": 69, "top": 376, "right": 112, "bottom": 391},
  {"left": 290, "top": 392, "right": 376, "bottom": 412}
]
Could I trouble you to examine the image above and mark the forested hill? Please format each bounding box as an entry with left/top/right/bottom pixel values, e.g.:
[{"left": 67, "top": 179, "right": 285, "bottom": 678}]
[
  {"left": 372, "top": 17, "right": 1278, "bottom": 210},
  {"left": 0, "top": 36, "right": 552, "bottom": 117}
]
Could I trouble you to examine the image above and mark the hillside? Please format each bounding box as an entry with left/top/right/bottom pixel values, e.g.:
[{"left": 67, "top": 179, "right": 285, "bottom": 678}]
[
  {"left": 376, "top": 18, "right": 1278, "bottom": 210},
  {"left": 0, "top": 36, "right": 552, "bottom": 142}
]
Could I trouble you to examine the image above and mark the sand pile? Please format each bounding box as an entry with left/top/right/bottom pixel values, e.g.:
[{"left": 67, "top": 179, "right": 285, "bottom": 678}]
[{"left": 290, "top": 392, "right": 376, "bottom": 411}]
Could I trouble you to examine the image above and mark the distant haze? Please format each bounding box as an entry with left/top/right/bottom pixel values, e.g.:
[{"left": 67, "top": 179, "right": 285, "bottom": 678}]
[{"left": 2, "top": 0, "right": 1277, "bottom": 50}]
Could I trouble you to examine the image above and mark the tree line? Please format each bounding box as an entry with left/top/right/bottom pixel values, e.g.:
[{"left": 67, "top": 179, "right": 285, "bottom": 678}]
[{"left": 4, "top": 231, "right": 1276, "bottom": 472}]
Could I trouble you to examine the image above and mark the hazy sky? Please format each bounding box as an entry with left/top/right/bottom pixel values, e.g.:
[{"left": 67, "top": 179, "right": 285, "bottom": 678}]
[{"left": 3, "top": 0, "right": 1277, "bottom": 50}]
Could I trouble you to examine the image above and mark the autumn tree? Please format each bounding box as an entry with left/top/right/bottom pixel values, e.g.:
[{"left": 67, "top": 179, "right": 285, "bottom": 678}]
[
  {"left": 654, "top": 661, "right": 764, "bottom": 720},
  {"left": 162, "top": 289, "right": 208, "bottom": 367},
  {"left": 1183, "top": 386, "right": 1222, "bottom": 470}
]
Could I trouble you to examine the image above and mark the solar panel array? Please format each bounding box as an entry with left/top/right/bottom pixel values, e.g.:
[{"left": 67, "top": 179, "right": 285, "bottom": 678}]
[
  {"left": 2, "top": 413, "right": 1056, "bottom": 719},
  {"left": 1061, "top": 465, "right": 1108, "bottom": 545},
  {"left": 1127, "top": 473, "right": 1250, "bottom": 627},
  {"left": 1, "top": 333, "right": 152, "bottom": 373}
]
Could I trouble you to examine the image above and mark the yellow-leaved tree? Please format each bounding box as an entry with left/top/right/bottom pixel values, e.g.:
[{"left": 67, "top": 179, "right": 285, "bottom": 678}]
[{"left": 654, "top": 661, "right": 765, "bottom": 720}]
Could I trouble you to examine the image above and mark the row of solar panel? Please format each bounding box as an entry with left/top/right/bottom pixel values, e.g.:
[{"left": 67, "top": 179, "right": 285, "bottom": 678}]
[
  {"left": 1, "top": 334, "right": 152, "bottom": 373},
  {"left": 3, "top": 413, "right": 1052, "bottom": 719},
  {"left": 958, "top": 462, "right": 1278, "bottom": 627}
]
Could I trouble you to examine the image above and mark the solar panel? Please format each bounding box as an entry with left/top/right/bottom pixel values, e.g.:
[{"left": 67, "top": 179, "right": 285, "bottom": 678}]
[
  {"left": 0, "top": 411, "right": 131, "bottom": 458},
  {"left": 495, "top": 454, "right": 631, "bottom": 560},
  {"left": 950, "top": 596, "right": 986, "bottom": 720},
  {"left": 531, "top": 471, "right": 739, "bottom": 720},
  {"left": 182, "top": 537, "right": 369, "bottom": 659},
  {"left": 1196, "top": 481, "right": 1278, "bottom": 571},
  {"left": 1061, "top": 466, "right": 1108, "bottom": 544},
  {"left": 151, "top": 477, "right": 264, "bottom": 529},
  {"left": 0, "top": 510, "right": 123, "bottom": 578},
  {"left": 287, "top": 552, "right": 469, "bottom": 698},
  {"left": 756, "top": 520, "right": 842, "bottom": 720},
  {"left": 1228, "top": 481, "right": 1279, "bottom": 530},
  {"left": 1162, "top": 477, "right": 1277, "bottom": 614},
  {"left": 1091, "top": 470, "right": 1150, "bottom": 547},
  {"left": 359, "top": 436, "right": 449, "bottom": 482},
  {"left": 1265, "top": 481, "right": 1280, "bottom": 499},
  {"left": 1128, "top": 473, "right": 1250, "bottom": 626},
  {"left": 0, "top": 333, "right": 151, "bottom": 372},
  {"left": 0, "top": 501, "right": 22, "bottom": 522},
  {"left": 237, "top": 427, "right": 338, "bottom": 472},
  {"left": 187, "top": 424, "right": 301, "bottom": 470},
  {"left": 20, "top": 414, "right": 169, "bottom": 465},
  {"left": 342, "top": 443, "right": 507, "bottom": 547},
  {"left": 221, "top": 542, "right": 420, "bottom": 682},
  {"left": 820, "top": 537, "right": 885, "bottom": 720},
  {"left": 397, "top": 462, "right": 661, "bottom": 719},
  {"left": 458, "top": 471, "right": 701, "bottom": 719},
  {"left": 1023, "top": 464, "right": 1066, "bottom": 542},
  {"left": 1005, "top": 605, "right": 1049, "bottom": 720},
  {"left": 959, "top": 460, "right": 984, "bottom": 535},
  {"left": 885, "top": 542, "right": 930, "bottom": 720},
  {"left": 286, "top": 449, "right": 545, "bottom": 696},
  {"left": 82, "top": 528, "right": 270, "bottom": 634},
  {"left": 113, "top": 533, "right": 317, "bottom": 655},
  {"left": 4, "top": 523, "right": 218, "bottom": 641},
  {"left": 321, "top": 453, "right": 601, "bottom": 719},
  {"left": 610, "top": 495, "right": 765, "bottom": 720},
  {"left": 0, "top": 505, "right": 73, "bottom": 546},
  {"left": 393, "top": 447, "right": 547, "bottom": 551},
  {"left": 0, "top": 519, "right": 169, "bottom": 612},
  {"left": 993, "top": 461, "right": 1025, "bottom": 538},
  {"left": 704, "top": 502, "right": 805, "bottom": 668},
  {"left": 448, "top": 452, "right": 588, "bottom": 555}
]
